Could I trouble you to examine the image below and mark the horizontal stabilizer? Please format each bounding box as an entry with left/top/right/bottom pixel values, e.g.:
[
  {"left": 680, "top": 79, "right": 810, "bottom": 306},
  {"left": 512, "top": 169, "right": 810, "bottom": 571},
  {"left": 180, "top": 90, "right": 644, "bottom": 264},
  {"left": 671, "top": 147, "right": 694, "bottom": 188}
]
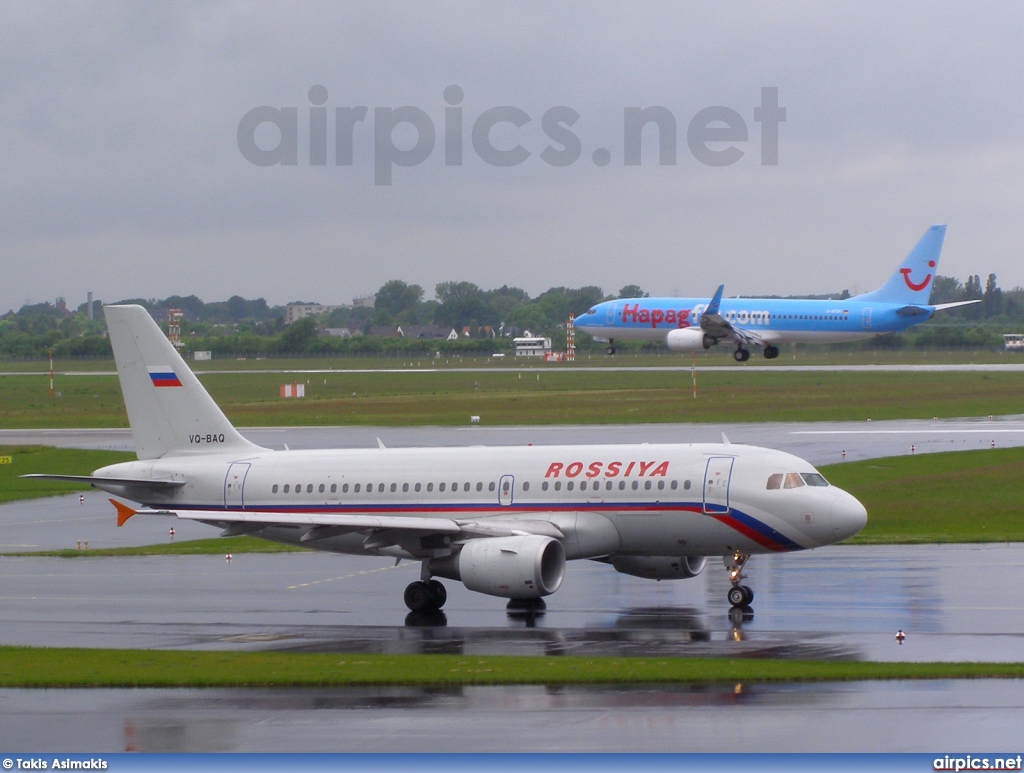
[
  {"left": 21, "top": 473, "right": 185, "bottom": 489},
  {"left": 932, "top": 300, "right": 983, "bottom": 312}
]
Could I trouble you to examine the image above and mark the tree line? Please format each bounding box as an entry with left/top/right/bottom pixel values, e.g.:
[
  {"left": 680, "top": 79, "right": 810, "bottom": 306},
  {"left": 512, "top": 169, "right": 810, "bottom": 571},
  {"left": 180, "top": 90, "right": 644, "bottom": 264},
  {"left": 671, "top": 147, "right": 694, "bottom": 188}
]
[{"left": 1, "top": 275, "right": 1021, "bottom": 359}]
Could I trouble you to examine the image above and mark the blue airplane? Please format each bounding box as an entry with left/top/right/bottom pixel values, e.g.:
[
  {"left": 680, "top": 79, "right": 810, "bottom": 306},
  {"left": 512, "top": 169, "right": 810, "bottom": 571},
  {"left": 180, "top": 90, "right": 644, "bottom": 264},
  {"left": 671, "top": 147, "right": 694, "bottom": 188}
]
[{"left": 575, "top": 225, "right": 979, "bottom": 361}]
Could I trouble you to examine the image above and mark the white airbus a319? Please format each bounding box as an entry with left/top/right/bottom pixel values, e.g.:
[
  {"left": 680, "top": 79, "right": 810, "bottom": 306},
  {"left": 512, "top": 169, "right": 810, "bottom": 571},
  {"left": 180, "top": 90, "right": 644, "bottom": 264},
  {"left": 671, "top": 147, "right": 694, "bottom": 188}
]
[{"left": 27, "top": 305, "right": 867, "bottom": 614}]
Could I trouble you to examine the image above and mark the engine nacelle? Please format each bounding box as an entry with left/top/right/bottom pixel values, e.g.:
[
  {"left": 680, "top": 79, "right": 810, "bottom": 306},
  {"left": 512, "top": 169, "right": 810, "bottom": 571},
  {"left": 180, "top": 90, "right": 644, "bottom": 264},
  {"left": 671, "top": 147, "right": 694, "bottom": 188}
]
[
  {"left": 433, "top": 535, "right": 566, "bottom": 600},
  {"left": 665, "top": 328, "right": 714, "bottom": 352},
  {"left": 611, "top": 555, "right": 707, "bottom": 580}
]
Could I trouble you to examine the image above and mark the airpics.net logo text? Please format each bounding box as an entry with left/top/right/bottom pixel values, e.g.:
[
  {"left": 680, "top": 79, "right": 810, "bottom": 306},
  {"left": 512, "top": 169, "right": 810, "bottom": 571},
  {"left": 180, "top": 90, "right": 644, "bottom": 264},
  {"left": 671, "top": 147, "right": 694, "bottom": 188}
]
[{"left": 237, "top": 85, "right": 786, "bottom": 185}]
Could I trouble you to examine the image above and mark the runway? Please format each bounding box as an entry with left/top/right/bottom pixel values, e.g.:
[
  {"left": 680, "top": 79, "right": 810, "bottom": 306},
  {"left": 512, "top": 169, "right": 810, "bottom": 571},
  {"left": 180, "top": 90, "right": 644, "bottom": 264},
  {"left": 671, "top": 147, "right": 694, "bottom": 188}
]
[{"left": 2, "top": 420, "right": 1024, "bottom": 751}]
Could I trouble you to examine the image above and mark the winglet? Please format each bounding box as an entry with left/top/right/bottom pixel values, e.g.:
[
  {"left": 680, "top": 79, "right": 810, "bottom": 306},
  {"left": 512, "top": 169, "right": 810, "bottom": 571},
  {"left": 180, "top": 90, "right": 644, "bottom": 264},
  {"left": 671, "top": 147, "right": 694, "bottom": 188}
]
[
  {"left": 111, "top": 498, "right": 138, "bottom": 527},
  {"left": 706, "top": 285, "right": 725, "bottom": 316}
]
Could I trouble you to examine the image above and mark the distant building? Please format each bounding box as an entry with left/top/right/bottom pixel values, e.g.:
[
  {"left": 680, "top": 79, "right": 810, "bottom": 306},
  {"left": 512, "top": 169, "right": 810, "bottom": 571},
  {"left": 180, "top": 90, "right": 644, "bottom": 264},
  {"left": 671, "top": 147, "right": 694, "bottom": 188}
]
[
  {"left": 397, "top": 325, "right": 459, "bottom": 341},
  {"left": 284, "top": 303, "right": 340, "bottom": 324},
  {"left": 352, "top": 296, "right": 375, "bottom": 309},
  {"left": 514, "top": 335, "right": 552, "bottom": 357},
  {"left": 1003, "top": 334, "right": 1024, "bottom": 351}
]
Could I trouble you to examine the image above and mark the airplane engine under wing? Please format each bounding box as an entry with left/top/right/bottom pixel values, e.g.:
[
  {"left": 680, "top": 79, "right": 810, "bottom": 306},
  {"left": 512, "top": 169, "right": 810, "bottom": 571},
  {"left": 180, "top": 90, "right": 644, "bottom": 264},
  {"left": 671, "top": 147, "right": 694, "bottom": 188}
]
[
  {"left": 611, "top": 555, "right": 707, "bottom": 580},
  {"left": 431, "top": 535, "right": 566, "bottom": 600},
  {"left": 666, "top": 328, "right": 713, "bottom": 352}
]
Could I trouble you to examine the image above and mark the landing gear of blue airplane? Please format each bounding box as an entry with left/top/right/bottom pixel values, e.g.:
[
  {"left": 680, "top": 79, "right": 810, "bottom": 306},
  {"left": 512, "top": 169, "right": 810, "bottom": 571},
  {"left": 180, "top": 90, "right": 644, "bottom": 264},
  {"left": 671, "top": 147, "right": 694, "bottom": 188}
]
[
  {"left": 725, "top": 552, "right": 754, "bottom": 608},
  {"left": 763, "top": 345, "right": 780, "bottom": 359},
  {"left": 404, "top": 579, "right": 447, "bottom": 611},
  {"left": 733, "top": 348, "right": 751, "bottom": 362},
  {"left": 606, "top": 339, "right": 616, "bottom": 355}
]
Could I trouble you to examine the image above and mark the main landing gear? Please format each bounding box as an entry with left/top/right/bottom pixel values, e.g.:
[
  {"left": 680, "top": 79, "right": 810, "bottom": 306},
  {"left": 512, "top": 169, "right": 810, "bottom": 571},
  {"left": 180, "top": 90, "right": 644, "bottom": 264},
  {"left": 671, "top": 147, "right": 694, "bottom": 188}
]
[
  {"left": 734, "top": 345, "right": 780, "bottom": 362},
  {"left": 404, "top": 578, "right": 447, "bottom": 612},
  {"left": 724, "top": 551, "right": 754, "bottom": 608},
  {"left": 763, "top": 344, "right": 779, "bottom": 359},
  {"left": 606, "top": 339, "right": 616, "bottom": 355},
  {"left": 733, "top": 347, "right": 751, "bottom": 362}
]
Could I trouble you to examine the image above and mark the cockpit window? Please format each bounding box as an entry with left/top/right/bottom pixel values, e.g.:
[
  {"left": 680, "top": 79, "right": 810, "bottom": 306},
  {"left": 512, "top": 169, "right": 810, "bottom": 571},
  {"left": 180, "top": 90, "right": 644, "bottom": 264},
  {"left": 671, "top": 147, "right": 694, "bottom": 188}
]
[
  {"left": 766, "top": 473, "right": 783, "bottom": 490},
  {"left": 783, "top": 473, "right": 805, "bottom": 489},
  {"left": 801, "top": 472, "right": 830, "bottom": 487},
  {"left": 587, "top": 308, "right": 596, "bottom": 315}
]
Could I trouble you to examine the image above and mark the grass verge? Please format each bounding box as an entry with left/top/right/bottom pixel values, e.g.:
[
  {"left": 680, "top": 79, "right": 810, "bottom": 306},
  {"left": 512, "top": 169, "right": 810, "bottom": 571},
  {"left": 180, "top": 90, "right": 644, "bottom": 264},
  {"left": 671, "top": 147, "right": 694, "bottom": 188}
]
[{"left": 0, "top": 647, "right": 1022, "bottom": 688}]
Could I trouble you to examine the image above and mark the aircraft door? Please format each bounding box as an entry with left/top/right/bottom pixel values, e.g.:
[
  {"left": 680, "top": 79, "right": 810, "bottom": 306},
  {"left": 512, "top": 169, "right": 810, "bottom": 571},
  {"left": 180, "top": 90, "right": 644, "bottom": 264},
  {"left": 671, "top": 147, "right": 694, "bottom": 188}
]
[
  {"left": 862, "top": 307, "right": 873, "bottom": 330},
  {"left": 224, "top": 462, "right": 251, "bottom": 509},
  {"left": 498, "top": 475, "right": 514, "bottom": 506},
  {"left": 606, "top": 302, "right": 617, "bottom": 325},
  {"left": 703, "top": 457, "right": 734, "bottom": 514}
]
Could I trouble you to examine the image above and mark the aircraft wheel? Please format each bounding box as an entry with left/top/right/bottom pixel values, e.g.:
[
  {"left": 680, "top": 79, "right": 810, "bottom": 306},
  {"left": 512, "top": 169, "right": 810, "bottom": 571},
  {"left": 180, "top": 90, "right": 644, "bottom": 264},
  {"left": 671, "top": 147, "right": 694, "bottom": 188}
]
[
  {"left": 404, "top": 581, "right": 432, "bottom": 611},
  {"left": 724, "top": 585, "right": 749, "bottom": 610},
  {"left": 733, "top": 348, "right": 750, "bottom": 363},
  {"left": 764, "top": 345, "right": 779, "bottom": 359},
  {"left": 606, "top": 346, "right": 616, "bottom": 355},
  {"left": 427, "top": 579, "right": 447, "bottom": 609},
  {"left": 742, "top": 585, "right": 754, "bottom": 604}
]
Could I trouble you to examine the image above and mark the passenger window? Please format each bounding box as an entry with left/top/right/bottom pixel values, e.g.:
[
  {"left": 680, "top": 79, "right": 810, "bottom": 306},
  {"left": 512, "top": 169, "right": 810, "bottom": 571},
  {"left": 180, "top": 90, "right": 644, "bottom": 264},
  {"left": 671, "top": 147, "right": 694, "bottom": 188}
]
[
  {"left": 283, "top": 484, "right": 290, "bottom": 493},
  {"left": 766, "top": 473, "right": 783, "bottom": 490},
  {"left": 439, "top": 483, "right": 446, "bottom": 492},
  {"left": 464, "top": 482, "right": 470, "bottom": 492},
  {"left": 272, "top": 484, "right": 279, "bottom": 493},
  {"left": 554, "top": 481, "right": 561, "bottom": 491},
  {"left": 523, "top": 482, "right": 530, "bottom": 492},
  {"left": 542, "top": 481, "right": 549, "bottom": 491},
  {"left": 580, "top": 481, "right": 587, "bottom": 491},
  {"left": 390, "top": 483, "right": 397, "bottom": 493},
  {"left": 427, "top": 482, "right": 433, "bottom": 492},
  {"left": 476, "top": 482, "right": 483, "bottom": 492},
  {"left": 342, "top": 484, "right": 349, "bottom": 493},
  {"left": 330, "top": 484, "right": 336, "bottom": 493},
  {"left": 606, "top": 481, "right": 612, "bottom": 490},
  {"left": 354, "top": 483, "right": 360, "bottom": 493},
  {"left": 403, "top": 483, "right": 409, "bottom": 492},
  {"left": 670, "top": 480, "right": 677, "bottom": 490},
  {"left": 306, "top": 484, "right": 313, "bottom": 493},
  {"left": 567, "top": 481, "right": 574, "bottom": 491},
  {"left": 415, "top": 483, "right": 421, "bottom": 492},
  {"left": 783, "top": 473, "right": 805, "bottom": 489},
  {"left": 684, "top": 480, "right": 691, "bottom": 490},
  {"left": 618, "top": 481, "right": 626, "bottom": 490},
  {"left": 489, "top": 482, "right": 496, "bottom": 492},
  {"left": 378, "top": 483, "right": 385, "bottom": 493},
  {"left": 658, "top": 480, "right": 665, "bottom": 490},
  {"left": 318, "top": 484, "right": 325, "bottom": 493},
  {"left": 631, "top": 481, "right": 639, "bottom": 490}
]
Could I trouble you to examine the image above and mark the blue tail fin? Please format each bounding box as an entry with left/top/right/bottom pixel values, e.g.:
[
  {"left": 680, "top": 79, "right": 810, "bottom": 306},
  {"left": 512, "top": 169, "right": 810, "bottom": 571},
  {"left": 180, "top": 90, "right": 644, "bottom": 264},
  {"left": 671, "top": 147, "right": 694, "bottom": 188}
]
[{"left": 854, "top": 225, "right": 946, "bottom": 305}]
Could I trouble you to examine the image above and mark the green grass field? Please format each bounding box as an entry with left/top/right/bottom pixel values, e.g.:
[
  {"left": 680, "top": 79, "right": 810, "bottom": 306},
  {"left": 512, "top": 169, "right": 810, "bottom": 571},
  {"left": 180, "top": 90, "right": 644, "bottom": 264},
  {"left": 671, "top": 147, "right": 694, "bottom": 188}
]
[
  {"left": 0, "top": 646, "right": 1021, "bottom": 688},
  {"left": 2, "top": 366, "right": 1023, "bottom": 427}
]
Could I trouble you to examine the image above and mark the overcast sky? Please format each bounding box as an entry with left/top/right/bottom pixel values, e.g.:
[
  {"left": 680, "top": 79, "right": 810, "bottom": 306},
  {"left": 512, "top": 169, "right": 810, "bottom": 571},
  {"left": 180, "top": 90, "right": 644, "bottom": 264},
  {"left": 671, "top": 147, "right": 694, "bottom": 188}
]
[{"left": 2, "top": 1, "right": 1022, "bottom": 313}]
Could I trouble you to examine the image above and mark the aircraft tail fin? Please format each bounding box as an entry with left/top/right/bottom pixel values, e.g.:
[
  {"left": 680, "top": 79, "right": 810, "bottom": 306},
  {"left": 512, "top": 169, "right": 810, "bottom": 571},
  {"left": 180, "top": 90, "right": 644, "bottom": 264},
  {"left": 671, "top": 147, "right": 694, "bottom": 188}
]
[
  {"left": 103, "top": 305, "right": 265, "bottom": 460},
  {"left": 854, "top": 225, "right": 946, "bottom": 305}
]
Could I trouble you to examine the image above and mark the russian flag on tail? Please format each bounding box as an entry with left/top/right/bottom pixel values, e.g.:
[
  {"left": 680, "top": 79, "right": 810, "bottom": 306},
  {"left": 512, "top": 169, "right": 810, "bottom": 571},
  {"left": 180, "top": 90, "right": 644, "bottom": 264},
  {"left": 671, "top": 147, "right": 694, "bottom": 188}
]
[{"left": 148, "top": 366, "right": 182, "bottom": 388}]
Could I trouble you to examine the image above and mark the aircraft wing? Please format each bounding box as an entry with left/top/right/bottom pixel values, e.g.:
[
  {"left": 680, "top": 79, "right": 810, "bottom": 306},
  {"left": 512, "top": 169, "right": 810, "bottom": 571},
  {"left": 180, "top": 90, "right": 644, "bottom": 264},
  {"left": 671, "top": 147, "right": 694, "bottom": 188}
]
[
  {"left": 698, "top": 284, "right": 767, "bottom": 348},
  {"left": 110, "top": 500, "right": 564, "bottom": 546}
]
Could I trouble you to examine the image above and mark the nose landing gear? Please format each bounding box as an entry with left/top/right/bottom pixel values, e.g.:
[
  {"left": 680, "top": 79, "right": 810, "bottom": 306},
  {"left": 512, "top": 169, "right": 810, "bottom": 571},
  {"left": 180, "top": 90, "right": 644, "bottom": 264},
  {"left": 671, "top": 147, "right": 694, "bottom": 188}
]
[{"left": 724, "top": 551, "right": 754, "bottom": 608}]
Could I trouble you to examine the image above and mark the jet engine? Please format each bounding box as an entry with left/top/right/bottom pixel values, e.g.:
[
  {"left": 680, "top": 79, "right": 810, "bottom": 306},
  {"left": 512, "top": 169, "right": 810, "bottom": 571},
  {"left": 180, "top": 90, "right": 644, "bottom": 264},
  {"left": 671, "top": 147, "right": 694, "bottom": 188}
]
[
  {"left": 431, "top": 535, "right": 566, "bottom": 600},
  {"left": 666, "top": 328, "right": 714, "bottom": 352},
  {"left": 611, "top": 555, "right": 707, "bottom": 580}
]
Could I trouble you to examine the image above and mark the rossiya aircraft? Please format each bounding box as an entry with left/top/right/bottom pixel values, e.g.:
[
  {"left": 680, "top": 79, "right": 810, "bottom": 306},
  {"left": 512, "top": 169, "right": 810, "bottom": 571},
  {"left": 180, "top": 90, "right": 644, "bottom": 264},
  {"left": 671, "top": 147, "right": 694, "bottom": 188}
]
[
  {"left": 576, "top": 225, "right": 980, "bottom": 360},
  {"left": 26, "top": 305, "right": 867, "bottom": 613}
]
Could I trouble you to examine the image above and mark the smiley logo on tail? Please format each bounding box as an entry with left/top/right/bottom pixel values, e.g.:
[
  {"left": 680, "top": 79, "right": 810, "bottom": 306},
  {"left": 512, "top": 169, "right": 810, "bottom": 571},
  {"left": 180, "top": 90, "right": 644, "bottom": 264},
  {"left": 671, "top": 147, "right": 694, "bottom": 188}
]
[{"left": 901, "top": 260, "right": 936, "bottom": 292}]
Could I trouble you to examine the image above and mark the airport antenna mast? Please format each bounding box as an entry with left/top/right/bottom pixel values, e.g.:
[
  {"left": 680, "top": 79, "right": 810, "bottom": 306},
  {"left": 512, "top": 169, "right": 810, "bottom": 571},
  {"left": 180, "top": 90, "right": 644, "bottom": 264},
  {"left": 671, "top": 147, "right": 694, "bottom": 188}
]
[{"left": 167, "top": 308, "right": 183, "bottom": 349}]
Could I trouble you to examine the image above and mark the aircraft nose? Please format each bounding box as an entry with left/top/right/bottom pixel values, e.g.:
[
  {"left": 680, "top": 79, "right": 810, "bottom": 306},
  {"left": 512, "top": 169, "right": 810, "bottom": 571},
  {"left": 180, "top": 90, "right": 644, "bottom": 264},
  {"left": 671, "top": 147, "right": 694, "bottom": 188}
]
[{"left": 830, "top": 488, "right": 868, "bottom": 542}]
